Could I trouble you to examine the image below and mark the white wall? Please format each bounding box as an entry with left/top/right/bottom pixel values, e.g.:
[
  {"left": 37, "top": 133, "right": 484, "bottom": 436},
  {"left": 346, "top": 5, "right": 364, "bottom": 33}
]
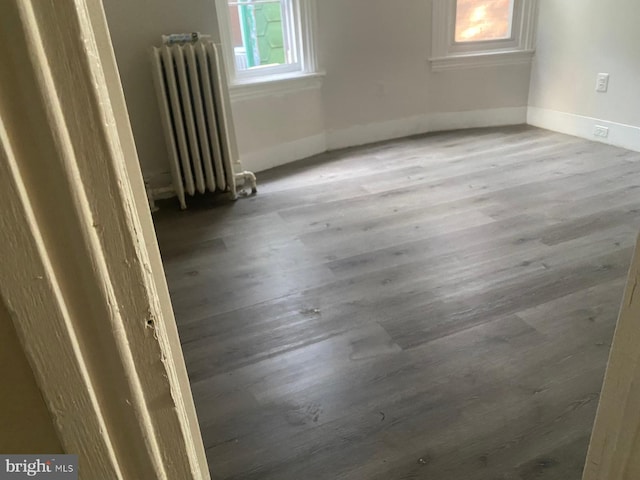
[
  {"left": 232, "top": 87, "right": 326, "bottom": 173},
  {"left": 319, "top": 0, "right": 531, "bottom": 140},
  {"left": 103, "top": 0, "right": 222, "bottom": 187},
  {"left": 103, "top": 0, "right": 327, "bottom": 186},
  {"left": 528, "top": 0, "right": 640, "bottom": 151},
  {"left": 104, "top": 0, "right": 532, "bottom": 186}
]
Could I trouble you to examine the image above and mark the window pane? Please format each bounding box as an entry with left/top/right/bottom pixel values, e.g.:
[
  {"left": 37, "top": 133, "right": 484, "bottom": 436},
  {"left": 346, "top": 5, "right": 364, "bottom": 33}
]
[
  {"left": 455, "top": 0, "right": 514, "bottom": 43},
  {"left": 227, "top": 0, "right": 297, "bottom": 72}
]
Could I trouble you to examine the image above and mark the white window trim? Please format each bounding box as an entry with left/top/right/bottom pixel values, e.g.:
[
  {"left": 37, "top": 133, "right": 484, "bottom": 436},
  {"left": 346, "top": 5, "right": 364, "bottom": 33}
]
[
  {"left": 229, "top": 71, "right": 324, "bottom": 102},
  {"left": 216, "top": 0, "right": 322, "bottom": 99},
  {"left": 430, "top": 0, "right": 538, "bottom": 71}
]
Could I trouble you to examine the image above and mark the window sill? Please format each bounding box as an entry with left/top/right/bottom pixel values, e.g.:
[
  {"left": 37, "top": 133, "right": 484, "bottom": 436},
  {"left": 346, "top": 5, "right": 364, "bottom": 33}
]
[
  {"left": 229, "top": 71, "right": 326, "bottom": 102},
  {"left": 430, "top": 49, "right": 535, "bottom": 72}
]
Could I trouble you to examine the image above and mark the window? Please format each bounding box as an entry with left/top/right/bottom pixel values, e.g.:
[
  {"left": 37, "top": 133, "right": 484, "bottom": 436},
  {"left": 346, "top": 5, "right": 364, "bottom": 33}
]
[
  {"left": 217, "top": 0, "right": 319, "bottom": 86},
  {"left": 455, "top": 0, "right": 514, "bottom": 42},
  {"left": 431, "top": 0, "right": 538, "bottom": 71}
]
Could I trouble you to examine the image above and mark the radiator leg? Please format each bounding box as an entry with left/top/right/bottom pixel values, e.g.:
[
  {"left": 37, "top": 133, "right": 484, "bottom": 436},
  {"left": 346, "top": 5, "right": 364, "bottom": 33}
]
[
  {"left": 176, "top": 187, "right": 187, "bottom": 209},
  {"left": 234, "top": 170, "right": 257, "bottom": 195}
]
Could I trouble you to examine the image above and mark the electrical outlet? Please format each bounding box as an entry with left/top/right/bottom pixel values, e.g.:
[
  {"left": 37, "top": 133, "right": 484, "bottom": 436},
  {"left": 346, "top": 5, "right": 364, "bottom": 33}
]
[
  {"left": 596, "top": 73, "right": 609, "bottom": 93},
  {"left": 594, "top": 125, "right": 609, "bottom": 138}
]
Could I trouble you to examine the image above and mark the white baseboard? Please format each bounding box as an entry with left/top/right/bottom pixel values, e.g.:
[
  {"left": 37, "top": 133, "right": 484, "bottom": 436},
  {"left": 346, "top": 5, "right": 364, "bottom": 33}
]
[
  {"left": 239, "top": 133, "right": 327, "bottom": 173},
  {"left": 325, "top": 107, "right": 527, "bottom": 150},
  {"left": 146, "top": 134, "right": 327, "bottom": 196},
  {"left": 429, "top": 107, "right": 528, "bottom": 132},
  {"left": 149, "top": 107, "right": 528, "bottom": 196},
  {"left": 145, "top": 172, "right": 173, "bottom": 193},
  {"left": 147, "top": 107, "right": 640, "bottom": 201},
  {"left": 239, "top": 107, "right": 526, "bottom": 172},
  {"left": 527, "top": 107, "right": 640, "bottom": 152},
  {"left": 149, "top": 185, "right": 175, "bottom": 201},
  {"left": 326, "top": 114, "right": 430, "bottom": 151}
]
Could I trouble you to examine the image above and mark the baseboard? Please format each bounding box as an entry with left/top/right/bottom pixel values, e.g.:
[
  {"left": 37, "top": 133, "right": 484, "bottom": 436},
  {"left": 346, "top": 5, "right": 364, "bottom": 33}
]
[
  {"left": 325, "top": 107, "right": 527, "bottom": 150},
  {"left": 150, "top": 185, "right": 175, "bottom": 200},
  {"left": 326, "top": 114, "right": 430, "bottom": 151},
  {"left": 148, "top": 107, "right": 529, "bottom": 196},
  {"left": 146, "top": 107, "right": 640, "bottom": 201},
  {"left": 429, "top": 107, "right": 528, "bottom": 132},
  {"left": 239, "top": 133, "right": 327, "bottom": 173},
  {"left": 146, "top": 134, "right": 327, "bottom": 198},
  {"left": 145, "top": 172, "right": 173, "bottom": 196},
  {"left": 527, "top": 107, "right": 640, "bottom": 152}
]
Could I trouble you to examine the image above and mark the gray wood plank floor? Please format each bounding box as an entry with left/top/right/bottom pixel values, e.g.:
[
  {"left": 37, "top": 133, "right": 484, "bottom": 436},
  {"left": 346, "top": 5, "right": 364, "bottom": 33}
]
[{"left": 154, "top": 126, "right": 640, "bottom": 480}]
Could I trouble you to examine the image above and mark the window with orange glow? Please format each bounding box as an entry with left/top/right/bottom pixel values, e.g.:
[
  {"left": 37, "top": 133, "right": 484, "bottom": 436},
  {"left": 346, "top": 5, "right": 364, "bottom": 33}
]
[{"left": 455, "top": 0, "right": 514, "bottom": 43}]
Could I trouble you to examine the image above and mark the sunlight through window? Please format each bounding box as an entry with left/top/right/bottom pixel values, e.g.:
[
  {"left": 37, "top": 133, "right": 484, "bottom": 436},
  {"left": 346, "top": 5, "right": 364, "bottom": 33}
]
[{"left": 455, "top": 0, "right": 514, "bottom": 42}]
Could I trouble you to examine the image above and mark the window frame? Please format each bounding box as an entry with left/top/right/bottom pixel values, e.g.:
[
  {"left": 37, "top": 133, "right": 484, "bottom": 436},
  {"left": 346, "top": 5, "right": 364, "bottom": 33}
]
[
  {"left": 216, "top": 0, "right": 319, "bottom": 86},
  {"left": 430, "top": 0, "right": 538, "bottom": 71}
]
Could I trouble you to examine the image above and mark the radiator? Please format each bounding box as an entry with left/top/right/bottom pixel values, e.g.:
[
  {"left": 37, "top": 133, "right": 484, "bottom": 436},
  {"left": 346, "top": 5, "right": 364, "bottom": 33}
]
[{"left": 151, "top": 40, "right": 256, "bottom": 209}]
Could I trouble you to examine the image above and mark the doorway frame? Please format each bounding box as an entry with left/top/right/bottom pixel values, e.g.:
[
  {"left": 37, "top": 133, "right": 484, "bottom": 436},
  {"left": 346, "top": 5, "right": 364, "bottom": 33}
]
[
  {"left": 0, "top": 0, "right": 209, "bottom": 477},
  {"left": 583, "top": 233, "right": 640, "bottom": 479}
]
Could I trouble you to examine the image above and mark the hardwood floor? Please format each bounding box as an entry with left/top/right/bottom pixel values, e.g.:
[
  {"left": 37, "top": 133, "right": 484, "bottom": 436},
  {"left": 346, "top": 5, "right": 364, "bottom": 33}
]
[{"left": 153, "top": 126, "right": 640, "bottom": 480}]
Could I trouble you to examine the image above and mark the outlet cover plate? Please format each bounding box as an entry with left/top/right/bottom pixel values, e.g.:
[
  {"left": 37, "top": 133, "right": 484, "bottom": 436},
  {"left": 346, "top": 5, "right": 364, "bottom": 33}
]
[
  {"left": 594, "top": 125, "right": 609, "bottom": 138},
  {"left": 596, "top": 73, "right": 610, "bottom": 93}
]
